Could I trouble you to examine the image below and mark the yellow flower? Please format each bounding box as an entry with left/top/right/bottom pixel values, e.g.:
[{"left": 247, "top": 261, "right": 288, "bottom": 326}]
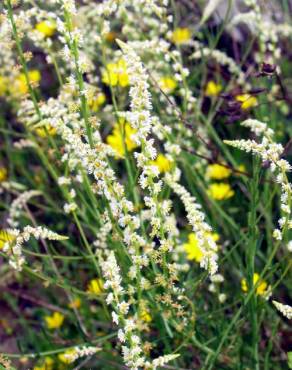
[
  {"left": 207, "top": 183, "right": 234, "bottom": 200},
  {"left": 236, "top": 94, "right": 258, "bottom": 110},
  {"left": 35, "top": 125, "right": 57, "bottom": 138},
  {"left": 171, "top": 27, "right": 191, "bottom": 44},
  {"left": 87, "top": 278, "right": 104, "bottom": 295},
  {"left": 206, "top": 164, "right": 231, "bottom": 180},
  {"left": 0, "top": 167, "right": 7, "bottom": 182},
  {"left": 44, "top": 311, "right": 65, "bottom": 329},
  {"left": 68, "top": 297, "right": 81, "bottom": 309},
  {"left": 88, "top": 92, "right": 106, "bottom": 112},
  {"left": 140, "top": 309, "right": 152, "bottom": 323},
  {"left": 241, "top": 273, "right": 268, "bottom": 296},
  {"left": 205, "top": 81, "right": 222, "bottom": 97},
  {"left": 158, "top": 76, "right": 177, "bottom": 93},
  {"left": 34, "top": 356, "right": 54, "bottom": 370},
  {"left": 102, "top": 59, "right": 129, "bottom": 87},
  {"left": 58, "top": 349, "right": 76, "bottom": 364},
  {"left": 151, "top": 154, "right": 173, "bottom": 173},
  {"left": 183, "top": 232, "right": 219, "bottom": 262},
  {"left": 35, "top": 20, "right": 56, "bottom": 37},
  {"left": 0, "top": 230, "right": 14, "bottom": 249},
  {"left": 12, "top": 70, "right": 41, "bottom": 95},
  {"left": 106, "top": 121, "right": 138, "bottom": 157},
  {"left": 0, "top": 76, "right": 7, "bottom": 96}
]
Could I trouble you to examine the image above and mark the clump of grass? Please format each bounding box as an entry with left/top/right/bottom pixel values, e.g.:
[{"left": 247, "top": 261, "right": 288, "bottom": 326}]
[{"left": 0, "top": 0, "right": 291, "bottom": 369}]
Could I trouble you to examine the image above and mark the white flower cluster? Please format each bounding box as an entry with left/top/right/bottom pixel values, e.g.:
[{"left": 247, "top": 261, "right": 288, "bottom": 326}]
[
  {"left": 166, "top": 169, "right": 218, "bottom": 275},
  {"left": 3, "top": 226, "right": 67, "bottom": 271},
  {"left": 118, "top": 40, "right": 175, "bottom": 248},
  {"left": 145, "top": 354, "right": 180, "bottom": 369},
  {"left": 225, "top": 119, "right": 291, "bottom": 241},
  {"left": 93, "top": 211, "right": 112, "bottom": 250},
  {"left": 273, "top": 300, "right": 292, "bottom": 320},
  {"left": 7, "top": 190, "right": 42, "bottom": 228},
  {"left": 64, "top": 346, "right": 101, "bottom": 363},
  {"left": 102, "top": 251, "right": 179, "bottom": 370},
  {"left": 241, "top": 119, "right": 274, "bottom": 137},
  {"left": 101, "top": 251, "right": 145, "bottom": 369}
]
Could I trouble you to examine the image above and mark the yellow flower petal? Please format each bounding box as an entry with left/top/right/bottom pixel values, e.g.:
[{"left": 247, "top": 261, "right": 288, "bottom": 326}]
[
  {"left": 172, "top": 28, "right": 191, "bottom": 44},
  {"left": 205, "top": 81, "right": 222, "bottom": 97},
  {"left": 158, "top": 76, "right": 177, "bottom": 93},
  {"left": 0, "top": 167, "right": 8, "bottom": 182},
  {"left": 207, "top": 183, "right": 234, "bottom": 200},
  {"left": 241, "top": 273, "right": 268, "bottom": 296},
  {"left": 236, "top": 94, "right": 257, "bottom": 110},
  {"left": 87, "top": 278, "right": 104, "bottom": 295},
  {"left": 0, "top": 230, "right": 14, "bottom": 249},
  {"left": 106, "top": 121, "right": 138, "bottom": 157},
  {"left": 44, "top": 311, "right": 65, "bottom": 329},
  {"left": 206, "top": 164, "right": 231, "bottom": 180},
  {"left": 183, "top": 232, "right": 219, "bottom": 262},
  {"left": 151, "top": 154, "right": 173, "bottom": 173},
  {"left": 35, "top": 21, "right": 56, "bottom": 37}
]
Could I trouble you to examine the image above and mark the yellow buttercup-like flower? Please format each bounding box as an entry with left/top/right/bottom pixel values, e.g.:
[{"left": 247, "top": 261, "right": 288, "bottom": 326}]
[
  {"left": 241, "top": 273, "right": 268, "bottom": 296},
  {"left": 206, "top": 164, "right": 231, "bottom": 180},
  {"left": 44, "top": 311, "right": 65, "bottom": 329},
  {"left": 207, "top": 183, "right": 234, "bottom": 200},
  {"left": 102, "top": 59, "right": 129, "bottom": 87},
  {"left": 158, "top": 76, "right": 177, "bottom": 93},
  {"left": 184, "top": 232, "right": 219, "bottom": 262},
  {"left": 140, "top": 309, "right": 152, "bottom": 323},
  {"left": 171, "top": 27, "right": 191, "bottom": 44},
  {"left": 205, "top": 81, "right": 222, "bottom": 97},
  {"left": 11, "top": 70, "right": 41, "bottom": 95},
  {"left": 87, "top": 278, "right": 104, "bottom": 295},
  {"left": 0, "top": 167, "right": 7, "bottom": 182},
  {"left": 68, "top": 297, "right": 81, "bottom": 309},
  {"left": 35, "top": 20, "right": 56, "bottom": 37},
  {"left": 151, "top": 154, "right": 173, "bottom": 173},
  {"left": 106, "top": 121, "right": 138, "bottom": 157},
  {"left": 88, "top": 92, "right": 106, "bottom": 112},
  {"left": 0, "top": 230, "right": 14, "bottom": 249},
  {"left": 35, "top": 125, "right": 57, "bottom": 138},
  {"left": 236, "top": 94, "right": 258, "bottom": 110}
]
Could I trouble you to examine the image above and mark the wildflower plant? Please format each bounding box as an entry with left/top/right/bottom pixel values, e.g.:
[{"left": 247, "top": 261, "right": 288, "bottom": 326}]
[{"left": 0, "top": 0, "right": 291, "bottom": 369}]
